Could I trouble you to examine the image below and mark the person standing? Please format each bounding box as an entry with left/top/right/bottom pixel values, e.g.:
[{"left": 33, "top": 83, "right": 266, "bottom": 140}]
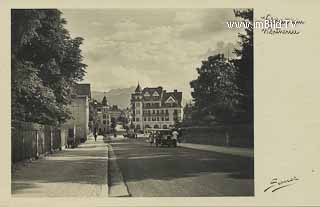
[{"left": 172, "top": 130, "right": 179, "bottom": 141}]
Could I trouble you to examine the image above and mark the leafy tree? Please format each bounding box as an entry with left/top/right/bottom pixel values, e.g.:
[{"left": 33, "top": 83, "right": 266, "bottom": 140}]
[
  {"left": 190, "top": 54, "right": 241, "bottom": 122},
  {"left": 233, "top": 9, "right": 253, "bottom": 122},
  {"left": 11, "top": 9, "right": 87, "bottom": 125}
]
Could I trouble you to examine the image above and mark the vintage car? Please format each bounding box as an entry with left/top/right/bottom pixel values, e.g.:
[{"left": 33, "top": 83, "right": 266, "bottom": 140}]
[{"left": 146, "top": 129, "right": 177, "bottom": 148}]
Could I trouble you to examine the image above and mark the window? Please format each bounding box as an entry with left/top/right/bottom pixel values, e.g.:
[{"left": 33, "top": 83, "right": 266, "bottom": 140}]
[
  {"left": 103, "top": 120, "right": 106, "bottom": 124},
  {"left": 161, "top": 110, "right": 164, "bottom": 114},
  {"left": 157, "top": 117, "right": 159, "bottom": 121},
  {"left": 161, "top": 117, "right": 164, "bottom": 121},
  {"left": 103, "top": 114, "right": 106, "bottom": 119},
  {"left": 157, "top": 110, "right": 159, "bottom": 114},
  {"left": 148, "top": 117, "right": 151, "bottom": 121},
  {"left": 153, "top": 110, "right": 155, "bottom": 114},
  {"left": 136, "top": 118, "right": 140, "bottom": 122},
  {"left": 136, "top": 102, "right": 140, "bottom": 107},
  {"left": 136, "top": 110, "right": 140, "bottom": 114},
  {"left": 165, "top": 116, "right": 169, "bottom": 121},
  {"left": 174, "top": 109, "right": 178, "bottom": 115},
  {"left": 165, "top": 109, "right": 169, "bottom": 115},
  {"left": 144, "top": 117, "right": 146, "bottom": 121}
]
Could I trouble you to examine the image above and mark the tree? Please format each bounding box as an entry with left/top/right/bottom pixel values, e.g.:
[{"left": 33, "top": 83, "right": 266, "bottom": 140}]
[
  {"left": 233, "top": 9, "right": 253, "bottom": 122},
  {"left": 11, "top": 9, "right": 87, "bottom": 125},
  {"left": 190, "top": 54, "right": 241, "bottom": 122}
]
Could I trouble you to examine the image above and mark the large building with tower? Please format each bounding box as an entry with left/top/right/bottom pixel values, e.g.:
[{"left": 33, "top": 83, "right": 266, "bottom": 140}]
[{"left": 131, "top": 83, "right": 183, "bottom": 130}]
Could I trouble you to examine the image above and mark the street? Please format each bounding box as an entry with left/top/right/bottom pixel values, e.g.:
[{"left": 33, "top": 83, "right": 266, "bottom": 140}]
[
  {"left": 110, "top": 138, "right": 254, "bottom": 197},
  {"left": 11, "top": 135, "right": 254, "bottom": 197}
]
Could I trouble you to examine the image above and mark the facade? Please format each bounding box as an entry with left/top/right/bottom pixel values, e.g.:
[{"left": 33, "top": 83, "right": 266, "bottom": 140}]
[
  {"left": 94, "top": 100, "right": 111, "bottom": 134},
  {"left": 64, "top": 83, "right": 91, "bottom": 143},
  {"left": 131, "top": 83, "right": 183, "bottom": 130},
  {"left": 92, "top": 96, "right": 125, "bottom": 134}
]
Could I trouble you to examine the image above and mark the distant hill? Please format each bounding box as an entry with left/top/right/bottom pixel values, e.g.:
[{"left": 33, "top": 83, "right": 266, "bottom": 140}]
[
  {"left": 92, "top": 86, "right": 190, "bottom": 109},
  {"left": 91, "top": 87, "right": 136, "bottom": 109}
]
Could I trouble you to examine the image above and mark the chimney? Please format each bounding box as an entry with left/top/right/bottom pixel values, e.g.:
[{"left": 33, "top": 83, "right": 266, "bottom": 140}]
[{"left": 174, "top": 89, "right": 177, "bottom": 93}]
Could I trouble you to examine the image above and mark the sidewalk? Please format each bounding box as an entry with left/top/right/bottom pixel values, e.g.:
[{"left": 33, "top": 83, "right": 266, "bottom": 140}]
[
  {"left": 179, "top": 143, "right": 253, "bottom": 158},
  {"left": 12, "top": 135, "right": 109, "bottom": 197}
]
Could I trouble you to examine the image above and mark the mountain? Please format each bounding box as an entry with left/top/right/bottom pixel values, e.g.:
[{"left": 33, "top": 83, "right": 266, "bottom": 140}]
[
  {"left": 91, "top": 87, "right": 135, "bottom": 109},
  {"left": 92, "top": 86, "right": 191, "bottom": 109}
]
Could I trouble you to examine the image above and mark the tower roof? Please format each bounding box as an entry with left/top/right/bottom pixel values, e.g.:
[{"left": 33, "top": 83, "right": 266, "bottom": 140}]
[
  {"left": 135, "top": 82, "right": 142, "bottom": 93},
  {"left": 102, "top": 95, "right": 108, "bottom": 106}
]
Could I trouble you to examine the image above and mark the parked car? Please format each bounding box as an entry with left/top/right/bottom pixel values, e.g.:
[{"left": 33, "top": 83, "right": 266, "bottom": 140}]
[{"left": 146, "top": 129, "right": 177, "bottom": 147}]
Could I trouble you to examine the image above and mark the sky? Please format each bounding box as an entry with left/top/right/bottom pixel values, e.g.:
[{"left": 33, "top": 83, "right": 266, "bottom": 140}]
[{"left": 61, "top": 9, "right": 243, "bottom": 100}]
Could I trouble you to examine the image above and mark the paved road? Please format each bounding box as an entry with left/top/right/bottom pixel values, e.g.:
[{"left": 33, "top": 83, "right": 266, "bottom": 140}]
[
  {"left": 110, "top": 139, "right": 254, "bottom": 197},
  {"left": 12, "top": 136, "right": 109, "bottom": 197}
]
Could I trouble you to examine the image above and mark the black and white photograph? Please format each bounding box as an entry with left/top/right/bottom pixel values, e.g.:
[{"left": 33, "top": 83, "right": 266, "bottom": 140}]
[{"left": 10, "top": 8, "right": 254, "bottom": 197}]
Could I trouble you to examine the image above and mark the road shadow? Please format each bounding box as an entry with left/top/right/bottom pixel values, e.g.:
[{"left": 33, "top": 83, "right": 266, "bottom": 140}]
[{"left": 110, "top": 139, "right": 254, "bottom": 196}]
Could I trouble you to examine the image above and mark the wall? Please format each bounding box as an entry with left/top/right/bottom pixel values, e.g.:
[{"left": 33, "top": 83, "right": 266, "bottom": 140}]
[{"left": 180, "top": 124, "right": 253, "bottom": 148}]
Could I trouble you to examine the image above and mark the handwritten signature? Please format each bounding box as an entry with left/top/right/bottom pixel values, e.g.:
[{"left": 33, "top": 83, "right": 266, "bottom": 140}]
[{"left": 264, "top": 176, "right": 299, "bottom": 192}]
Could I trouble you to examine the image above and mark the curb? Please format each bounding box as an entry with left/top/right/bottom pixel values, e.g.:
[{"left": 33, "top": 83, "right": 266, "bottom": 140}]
[{"left": 107, "top": 144, "right": 131, "bottom": 197}]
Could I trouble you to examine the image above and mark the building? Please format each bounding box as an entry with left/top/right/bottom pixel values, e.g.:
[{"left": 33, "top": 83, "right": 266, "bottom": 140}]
[
  {"left": 64, "top": 83, "right": 91, "bottom": 143},
  {"left": 92, "top": 95, "right": 125, "bottom": 134},
  {"left": 131, "top": 83, "right": 183, "bottom": 130}
]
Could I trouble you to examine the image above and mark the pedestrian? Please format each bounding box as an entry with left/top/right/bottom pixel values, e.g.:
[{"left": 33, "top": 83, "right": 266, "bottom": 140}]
[
  {"left": 149, "top": 133, "right": 154, "bottom": 146},
  {"left": 172, "top": 129, "right": 179, "bottom": 142},
  {"left": 94, "top": 127, "right": 97, "bottom": 142}
]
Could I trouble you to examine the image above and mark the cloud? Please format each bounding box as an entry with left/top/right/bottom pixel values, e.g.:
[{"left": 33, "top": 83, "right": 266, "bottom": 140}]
[
  {"left": 200, "top": 41, "right": 239, "bottom": 60},
  {"left": 62, "top": 9, "right": 242, "bottom": 99},
  {"left": 113, "top": 18, "right": 141, "bottom": 31},
  {"left": 91, "top": 21, "right": 103, "bottom": 26}
]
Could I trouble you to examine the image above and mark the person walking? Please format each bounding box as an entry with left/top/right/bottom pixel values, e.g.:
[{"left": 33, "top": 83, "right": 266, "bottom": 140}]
[{"left": 94, "top": 127, "right": 97, "bottom": 142}]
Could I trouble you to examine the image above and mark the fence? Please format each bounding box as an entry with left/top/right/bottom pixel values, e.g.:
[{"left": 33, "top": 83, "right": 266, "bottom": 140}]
[
  {"left": 11, "top": 121, "right": 68, "bottom": 163},
  {"left": 180, "top": 124, "right": 253, "bottom": 148}
]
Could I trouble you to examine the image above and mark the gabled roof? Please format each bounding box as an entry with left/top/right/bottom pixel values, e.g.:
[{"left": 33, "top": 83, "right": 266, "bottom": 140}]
[
  {"left": 75, "top": 83, "right": 91, "bottom": 98},
  {"left": 162, "top": 91, "right": 182, "bottom": 106},
  {"left": 142, "top": 87, "right": 163, "bottom": 101},
  {"left": 165, "top": 95, "right": 176, "bottom": 103}
]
